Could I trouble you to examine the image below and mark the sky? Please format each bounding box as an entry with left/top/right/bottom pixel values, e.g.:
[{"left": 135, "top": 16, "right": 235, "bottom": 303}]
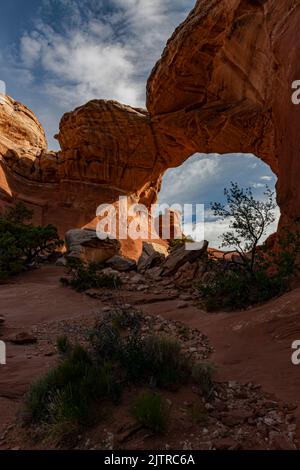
[{"left": 0, "top": 0, "right": 279, "bottom": 247}]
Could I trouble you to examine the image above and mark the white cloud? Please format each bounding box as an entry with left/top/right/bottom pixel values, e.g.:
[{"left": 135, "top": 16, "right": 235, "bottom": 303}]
[
  {"left": 260, "top": 175, "right": 273, "bottom": 181},
  {"left": 20, "top": 35, "right": 42, "bottom": 67},
  {"left": 159, "top": 154, "right": 220, "bottom": 204},
  {"left": 158, "top": 153, "right": 280, "bottom": 248},
  {"left": 183, "top": 205, "right": 281, "bottom": 249},
  {"left": 16, "top": 0, "right": 194, "bottom": 110}
]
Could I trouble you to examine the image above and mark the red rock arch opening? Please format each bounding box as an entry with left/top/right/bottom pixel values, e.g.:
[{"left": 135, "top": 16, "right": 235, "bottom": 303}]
[{"left": 158, "top": 152, "right": 279, "bottom": 248}]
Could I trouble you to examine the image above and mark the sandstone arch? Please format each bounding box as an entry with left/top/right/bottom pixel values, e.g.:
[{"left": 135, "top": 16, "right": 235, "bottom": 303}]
[{"left": 1, "top": 0, "right": 300, "bottom": 253}]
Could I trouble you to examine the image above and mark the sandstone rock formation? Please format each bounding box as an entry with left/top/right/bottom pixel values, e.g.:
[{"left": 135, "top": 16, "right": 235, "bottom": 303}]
[
  {"left": 146, "top": 0, "right": 300, "bottom": 229},
  {"left": 65, "top": 228, "right": 120, "bottom": 264},
  {"left": 1, "top": 0, "right": 300, "bottom": 257}
]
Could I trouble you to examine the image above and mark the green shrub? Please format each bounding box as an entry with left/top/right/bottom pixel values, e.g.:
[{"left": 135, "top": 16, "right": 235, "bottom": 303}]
[
  {"left": 118, "top": 334, "right": 149, "bottom": 382},
  {"left": 142, "top": 335, "right": 189, "bottom": 388},
  {"left": 109, "top": 306, "right": 142, "bottom": 332},
  {"left": 26, "top": 307, "right": 215, "bottom": 440},
  {"left": 198, "top": 255, "right": 295, "bottom": 311},
  {"left": 191, "top": 362, "right": 215, "bottom": 399},
  {"left": 131, "top": 392, "right": 170, "bottom": 434},
  {"left": 90, "top": 310, "right": 189, "bottom": 388},
  {"left": 56, "top": 336, "right": 71, "bottom": 355},
  {"left": 26, "top": 344, "right": 120, "bottom": 430},
  {"left": 60, "top": 258, "right": 122, "bottom": 292},
  {"left": 201, "top": 183, "right": 300, "bottom": 311},
  {"left": 188, "top": 401, "right": 209, "bottom": 425},
  {"left": 118, "top": 334, "right": 188, "bottom": 388},
  {"left": 0, "top": 203, "right": 63, "bottom": 280},
  {"left": 89, "top": 319, "right": 121, "bottom": 361}
]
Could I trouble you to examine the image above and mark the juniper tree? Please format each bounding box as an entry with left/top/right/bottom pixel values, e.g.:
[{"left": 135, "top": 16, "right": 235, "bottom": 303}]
[{"left": 211, "top": 182, "right": 276, "bottom": 273}]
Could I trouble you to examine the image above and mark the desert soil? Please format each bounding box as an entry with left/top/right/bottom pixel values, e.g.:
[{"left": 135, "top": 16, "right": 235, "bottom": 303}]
[{"left": 1, "top": 265, "right": 300, "bottom": 450}]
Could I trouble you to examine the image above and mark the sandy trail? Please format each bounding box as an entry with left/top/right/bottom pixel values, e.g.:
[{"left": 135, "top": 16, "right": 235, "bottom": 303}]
[{"left": 1, "top": 265, "right": 300, "bottom": 443}]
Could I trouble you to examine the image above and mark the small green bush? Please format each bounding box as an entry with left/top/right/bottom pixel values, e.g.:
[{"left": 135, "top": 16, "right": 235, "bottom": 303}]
[
  {"left": 0, "top": 203, "right": 63, "bottom": 280},
  {"left": 56, "top": 336, "right": 71, "bottom": 355},
  {"left": 142, "top": 335, "right": 189, "bottom": 388},
  {"left": 131, "top": 392, "right": 170, "bottom": 434},
  {"left": 118, "top": 334, "right": 149, "bottom": 382},
  {"left": 89, "top": 320, "right": 121, "bottom": 361},
  {"left": 60, "top": 258, "right": 122, "bottom": 292},
  {"left": 109, "top": 306, "right": 142, "bottom": 332},
  {"left": 90, "top": 310, "right": 189, "bottom": 388},
  {"left": 191, "top": 362, "right": 215, "bottom": 399},
  {"left": 118, "top": 334, "right": 189, "bottom": 388},
  {"left": 26, "top": 307, "right": 215, "bottom": 440},
  {"left": 26, "top": 344, "right": 120, "bottom": 430},
  {"left": 198, "top": 256, "right": 295, "bottom": 311}
]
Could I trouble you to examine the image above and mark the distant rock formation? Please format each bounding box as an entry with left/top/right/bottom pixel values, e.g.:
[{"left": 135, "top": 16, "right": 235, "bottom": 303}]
[{"left": 1, "top": 0, "right": 300, "bottom": 257}]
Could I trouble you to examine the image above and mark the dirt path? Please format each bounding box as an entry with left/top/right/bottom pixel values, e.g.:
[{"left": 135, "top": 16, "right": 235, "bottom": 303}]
[
  {"left": 1, "top": 265, "right": 300, "bottom": 446},
  {"left": 0, "top": 266, "right": 105, "bottom": 436},
  {"left": 138, "top": 294, "right": 300, "bottom": 439}
]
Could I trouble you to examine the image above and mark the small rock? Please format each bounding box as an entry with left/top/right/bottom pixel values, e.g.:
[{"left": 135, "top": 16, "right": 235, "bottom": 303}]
[
  {"left": 179, "top": 294, "right": 193, "bottom": 301},
  {"left": 106, "top": 255, "right": 136, "bottom": 272},
  {"left": 10, "top": 332, "right": 37, "bottom": 345},
  {"left": 130, "top": 274, "right": 145, "bottom": 284},
  {"left": 102, "top": 306, "right": 111, "bottom": 313},
  {"left": 55, "top": 256, "right": 67, "bottom": 267},
  {"left": 177, "top": 301, "right": 188, "bottom": 309},
  {"left": 137, "top": 285, "right": 148, "bottom": 291}
]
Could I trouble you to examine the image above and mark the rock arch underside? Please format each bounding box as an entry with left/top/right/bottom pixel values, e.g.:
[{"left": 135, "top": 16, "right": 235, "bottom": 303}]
[{"left": 1, "top": 0, "right": 300, "bottom": 258}]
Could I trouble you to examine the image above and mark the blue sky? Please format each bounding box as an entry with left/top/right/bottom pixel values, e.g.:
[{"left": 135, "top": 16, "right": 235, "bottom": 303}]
[
  {"left": 0, "top": 0, "right": 279, "bottom": 246},
  {"left": 0, "top": 0, "right": 194, "bottom": 149}
]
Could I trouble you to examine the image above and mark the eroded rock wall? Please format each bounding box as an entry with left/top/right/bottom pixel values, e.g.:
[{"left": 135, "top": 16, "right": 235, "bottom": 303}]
[{"left": 1, "top": 0, "right": 300, "bottom": 255}]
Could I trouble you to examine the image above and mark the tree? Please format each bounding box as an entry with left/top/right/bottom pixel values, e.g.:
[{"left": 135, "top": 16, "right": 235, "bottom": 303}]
[
  {"left": 0, "top": 203, "right": 63, "bottom": 280},
  {"left": 211, "top": 182, "right": 276, "bottom": 272}
]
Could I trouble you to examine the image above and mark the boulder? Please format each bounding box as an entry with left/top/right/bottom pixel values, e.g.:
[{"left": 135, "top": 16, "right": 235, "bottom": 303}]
[
  {"left": 106, "top": 255, "right": 136, "bottom": 272},
  {"left": 161, "top": 241, "right": 208, "bottom": 277},
  {"left": 174, "top": 261, "right": 200, "bottom": 286},
  {"left": 137, "top": 241, "right": 168, "bottom": 273},
  {"left": 65, "top": 229, "right": 120, "bottom": 264}
]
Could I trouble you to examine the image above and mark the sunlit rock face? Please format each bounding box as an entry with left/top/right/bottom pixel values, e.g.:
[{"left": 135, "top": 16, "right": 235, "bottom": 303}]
[
  {"left": 1, "top": 0, "right": 300, "bottom": 257},
  {"left": 146, "top": 0, "right": 300, "bottom": 227}
]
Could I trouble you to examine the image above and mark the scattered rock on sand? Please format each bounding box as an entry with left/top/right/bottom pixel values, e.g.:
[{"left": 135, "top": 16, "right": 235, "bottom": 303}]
[{"left": 9, "top": 332, "right": 37, "bottom": 345}]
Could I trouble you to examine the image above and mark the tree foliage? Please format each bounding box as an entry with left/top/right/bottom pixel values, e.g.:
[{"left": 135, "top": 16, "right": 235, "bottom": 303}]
[
  {"left": 198, "top": 183, "right": 300, "bottom": 310},
  {"left": 211, "top": 182, "right": 276, "bottom": 272},
  {"left": 0, "top": 202, "right": 63, "bottom": 280}
]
